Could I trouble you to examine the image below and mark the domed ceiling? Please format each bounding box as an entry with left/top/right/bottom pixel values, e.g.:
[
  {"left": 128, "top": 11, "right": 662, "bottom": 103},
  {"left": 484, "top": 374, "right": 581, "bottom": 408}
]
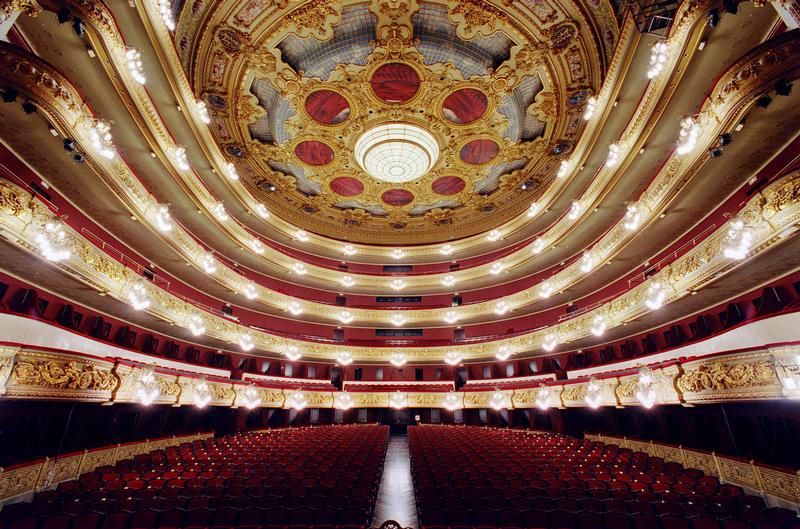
[{"left": 179, "top": 0, "right": 617, "bottom": 244}]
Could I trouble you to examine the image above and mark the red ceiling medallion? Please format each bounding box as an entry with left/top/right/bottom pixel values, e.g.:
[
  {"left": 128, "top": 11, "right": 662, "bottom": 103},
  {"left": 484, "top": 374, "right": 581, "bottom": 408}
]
[
  {"left": 381, "top": 189, "right": 415, "bottom": 206},
  {"left": 432, "top": 176, "right": 466, "bottom": 195},
  {"left": 442, "top": 89, "right": 488, "bottom": 124},
  {"left": 304, "top": 90, "right": 351, "bottom": 125},
  {"left": 370, "top": 63, "right": 421, "bottom": 104},
  {"left": 460, "top": 139, "right": 499, "bottom": 165},
  {"left": 330, "top": 176, "right": 365, "bottom": 196},
  {"left": 294, "top": 140, "right": 334, "bottom": 166}
]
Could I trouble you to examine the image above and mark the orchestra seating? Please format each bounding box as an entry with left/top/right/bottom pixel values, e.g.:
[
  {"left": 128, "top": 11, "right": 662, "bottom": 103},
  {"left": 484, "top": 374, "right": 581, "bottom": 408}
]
[
  {"left": 0, "top": 425, "right": 389, "bottom": 529},
  {"left": 409, "top": 426, "right": 800, "bottom": 529}
]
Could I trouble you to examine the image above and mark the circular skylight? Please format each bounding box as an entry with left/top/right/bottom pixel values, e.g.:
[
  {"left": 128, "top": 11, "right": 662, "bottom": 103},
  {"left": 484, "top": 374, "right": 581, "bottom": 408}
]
[{"left": 354, "top": 123, "right": 440, "bottom": 183}]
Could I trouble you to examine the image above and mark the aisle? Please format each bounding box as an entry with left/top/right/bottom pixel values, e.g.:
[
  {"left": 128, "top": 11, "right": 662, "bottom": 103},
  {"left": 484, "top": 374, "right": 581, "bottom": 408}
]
[{"left": 372, "top": 435, "right": 419, "bottom": 529}]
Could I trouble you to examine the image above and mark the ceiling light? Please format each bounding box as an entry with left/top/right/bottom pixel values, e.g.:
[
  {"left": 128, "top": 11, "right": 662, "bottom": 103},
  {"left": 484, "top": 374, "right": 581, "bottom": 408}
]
[
  {"left": 196, "top": 100, "right": 210, "bottom": 124},
  {"left": 636, "top": 366, "right": 657, "bottom": 408},
  {"left": 494, "top": 301, "right": 511, "bottom": 315},
  {"left": 442, "top": 275, "right": 456, "bottom": 287},
  {"left": 722, "top": 216, "right": 753, "bottom": 260},
  {"left": 583, "top": 96, "right": 597, "bottom": 120},
  {"left": 36, "top": 221, "right": 71, "bottom": 262},
  {"left": 532, "top": 238, "right": 546, "bottom": 254},
  {"left": 355, "top": 123, "right": 440, "bottom": 183},
  {"left": 152, "top": 204, "right": 173, "bottom": 232},
  {"left": 172, "top": 146, "right": 190, "bottom": 171},
  {"left": 676, "top": 116, "right": 702, "bottom": 155},
  {"left": 389, "top": 391, "right": 407, "bottom": 409},
  {"left": 125, "top": 48, "right": 146, "bottom": 84},
  {"left": 645, "top": 281, "right": 666, "bottom": 309},
  {"left": 88, "top": 121, "right": 115, "bottom": 159},
  {"left": 567, "top": 200, "right": 581, "bottom": 220},
  {"left": 285, "top": 345, "right": 302, "bottom": 361},
  {"left": 557, "top": 160, "right": 570, "bottom": 178},
  {"left": 211, "top": 202, "right": 228, "bottom": 221},
  {"left": 240, "top": 384, "right": 261, "bottom": 409},
  {"left": 489, "top": 262, "right": 504, "bottom": 275},
  {"left": 440, "top": 244, "right": 455, "bottom": 256},
  {"left": 487, "top": 229, "right": 502, "bottom": 242},
  {"left": 250, "top": 238, "right": 265, "bottom": 254},
  {"left": 624, "top": 203, "right": 642, "bottom": 231},
  {"left": 335, "top": 392, "right": 354, "bottom": 410},
  {"left": 647, "top": 41, "right": 669, "bottom": 79},
  {"left": 390, "top": 313, "right": 406, "bottom": 326},
  {"left": 337, "top": 310, "right": 354, "bottom": 324},
  {"left": 527, "top": 202, "right": 540, "bottom": 218},
  {"left": 342, "top": 244, "right": 357, "bottom": 256},
  {"left": 136, "top": 366, "right": 160, "bottom": 406},
  {"left": 542, "top": 333, "right": 558, "bottom": 352},
  {"left": 336, "top": 352, "right": 354, "bottom": 366},
  {"left": 539, "top": 281, "right": 554, "bottom": 299},
  {"left": 288, "top": 301, "right": 303, "bottom": 316},
  {"left": 391, "top": 248, "right": 405, "bottom": 260},
  {"left": 495, "top": 346, "right": 512, "bottom": 361},
  {"left": 295, "top": 230, "right": 309, "bottom": 242},
  {"left": 443, "top": 310, "right": 459, "bottom": 324},
  {"left": 606, "top": 143, "right": 621, "bottom": 167},
  {"left": 535, "top": 384, "right": 552, "bottom": 410},
  {"left": 340, "top": 275, "right": 355, "bottom": 288},
  {"left": 128, "top": 281, "right": 151, "bottom": 311},
  {"left": 291, "top": 262, "right": 307, "bottom": 275},
  {"left": 590, "top": 315, "right": 607, "bottom": 337},
  {"left": 254, "top": 203, "right": 270, "bottom": 218},
  {"left": 225, "top": 162, "right": 239, "bottom": 181},
  {"left": 243, "top": 281, "right": 258, "bottom": 300},
  {"left": 238, "top": 333, "right": 254, "bottom": 351},
  {"left": 585, "top": 377, "right": 603, "bottom": 408},
  {"left": 389, "top": 353, "right": 408, "bottom": 367},
  {"left": 158, "top": 0, "right": 176, "bottom": 31},
  {"left": 200, "top": 252, "right": 217, "bottom": 274},
  {"left": 289, "top": 390, "right": 307, "bottom": 410},
  {"left": 390, "top": 279, "right": 405, "bottom": 291},
  {"left": 186, "top": 313, "right": 206, "bottom": 336},
  {"left": 444, "top": 351, "right": 462, "bottom": 365},
  {"left": 193, "top": 377, "right": 212, "bottom": 408},
  {"left": 489, "top": 390, "right": 506, "bottom": 411},
  {"left": 442, "top": 392, "right": 462, "bottom": 411},
  {"left": 579, "top": 251, "right": 595, "bottom": 273}
]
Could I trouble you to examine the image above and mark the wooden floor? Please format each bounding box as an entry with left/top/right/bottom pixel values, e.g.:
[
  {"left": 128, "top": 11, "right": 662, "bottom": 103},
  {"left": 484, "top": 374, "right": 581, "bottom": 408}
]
[{"left": 372, "top": 435, "right": 419, "bottom": 529}]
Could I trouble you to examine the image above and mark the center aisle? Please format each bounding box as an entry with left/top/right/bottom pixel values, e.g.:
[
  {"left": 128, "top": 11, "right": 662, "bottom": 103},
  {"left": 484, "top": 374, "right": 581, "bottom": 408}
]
[{"left": 372, "top": 435, "right": 419, "bottom": 529}]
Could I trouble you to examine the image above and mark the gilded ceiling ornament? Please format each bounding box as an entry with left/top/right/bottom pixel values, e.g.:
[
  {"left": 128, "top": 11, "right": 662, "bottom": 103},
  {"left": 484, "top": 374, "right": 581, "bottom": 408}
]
[
  {"left": 278, "top": 0, "right": 341, "bottom": 40},
  {"left": 448, "top": 0, "right": 506, "bottom": 39},
  {"left": 547, "top": 22, "right": 578, "bottom": 54},
  {"left": 0, "top": 0, "right": 42, "bottom": 19}
]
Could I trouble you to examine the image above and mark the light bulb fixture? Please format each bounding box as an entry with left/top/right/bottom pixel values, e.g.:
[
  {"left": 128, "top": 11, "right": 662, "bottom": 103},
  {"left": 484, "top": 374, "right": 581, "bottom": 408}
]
[
  {"left": 243, "top": 281, "right": 258, "bottom": 300},
  {"left": 489, "top": 390, "right": 506, "bottom": 411},
  {"left": 254, "top": 203, "right": 270, "bottom": 218},
  {"left": 557, "top": 160, "right": 570, "bottom": 178},
  {"left": 136, "top": 365, "right": 160, "bottom": 405},
  {"left": 494, "top": 301, "right": 511, "bottom": 315},
  {"left": 186, "top": 313, "right": 206, "bottom": 336},
  {"left": 489, "top": 262, "right": 504, "bottom": 275},
  {"left": 36, "top": 221, "right": 71, "bottom": 262},
  {"left": 225, "top": 162, "right": 239, "bottom": 181},
  {"left": 583, "top": 96, "right": 597, "bottom": 121},
  {"left": 335, "top": 392, "right": 354, "bottom": 410},
  {"left": 442, "top": 392, "right": 462, "bottom": 411},
  {"left": 337, "top": 310, "right": 354, "bottom": 324},
  {"left": 442, "top": 275, "right": 456, "bottom": 287},
  {"left": 647, "top": 40, "right": 669, "bottom": 79},
  {"left": 532, "top": 238, "right": 546, "bottom": 254},
  {"left": 289, "top": 390, "right": 307, "bottom": 410},
  {"left": 389, "top": 279, "right": 405, "bottom": 291},
  {"left": 336, "top": 352, "right": 354, "bottom": 366},
  {"left": 125, "top": 48, "right": 146, "bottom": 84},
  {"left": 444, "top": 351, "right": 462, "bottom": 365},
  {"left": 295, "top": 230, "right": 309, "bottom": 242},
  {"left": 238, "top": 333, "right": 254, "bottom": 352},
  {"left": 88, "top": 120, "right": 115, "bottom": 159},
  {"left": 200, "top": 252, "right": 217, "bottom": 274},
  {"left": 172, "top": 146, "right": 190, "bottom": 171},
  {"left": 193, "top": 377, "right": 212, "bottom": 408},
  {"left": 389, "top": 391, "right": 407, "bottom": 409},
  {"left": 390, "top": 313, "right": 406, "bottom": 326},
  {"left": 635, "top": 366, "right": 657, "bottom": 408},
  {"left": 291, "top": 262, "right": 308, "bottom": 275},
  {"left": 240, "top": 384, "right": 261, "bottom": 409},
  {"left": 342, "top": 244, "right": 357, "bottom": 256},
  {"left": 443, "top": 310, "right": 459, "bottom": 324},
  {"left": 676, "top": 116, "right": 702, "bottom": 155},
  {"left": 645, "top": 281, "right": 667, "bottom": 309},
  {"left": 211, "top": 202, "right": 228, "bottom": 221},
  {"left": 567, "top": 200, "right": 581, "bottom": 220},
  {"left": 354, "top": 123, "right": 440, "bottom": 183},
  {"left": 287, "top": 301, "right": 303, "bottom": 316},
  {"left": 250, "top": 238, "right": 265, "bottom": 254},
  {"left": 487, "top": 229, "right": 502, "bottom": 242},
  {"left": 542, "top": 333, "right": 558, "bottom": 352},
  {"left": 590, "top": 315, "right": 607, "bottom": 337},
  {"left": 389, "top": 352, "right": 408, "bottom": 367},
  {"left": 440, "top": 244, "right": 455, "bottom": 256},
  {"left": 158, "top": 0, "right": 176, "bottom": 31},
  {"left": 580, "top": 251, "right": 595, "bottom": 273},
  {"left": 585, "top": 377, "right": 603, "bottom": 409},
  {"left": 284, "top": 345, "right": 302, "bottom": 361},
  {"left": 152, "top": 204, "right": 173, "bottom": 232},
  {"left": 128, "top": 281, "right": 151, "bottom": 311},
  {"left": 606, "top": 143, "right": 621, "bottom": 167},
  {"left": 722, "top": 216, "right": 753, "bottom": 260},
  {"left": 495, "top": 345, "right": 512, "bottom": 361},
  {"left": 539, "top": 281, "right": 554, "bottom": 299},
  {"left": 527, "top": 202, "right": 540, "bottom": 218},
  {"left": 777, "top": 353, "right": 800, "bottom": 392},
  {"left": 340, "top": 275, "right": 355, "bottom": 288},
  {"left": 390, "top": 248, "right": 405, "bottom": 260},
  {"left": 535, "top": 384, "right": 552, "bottom": 410},
  {"left": 196, "top": 100, "right": 211, "bottom": 124},
  {"left": 624, "top": 203, "right": 642, "bottom": 231}
]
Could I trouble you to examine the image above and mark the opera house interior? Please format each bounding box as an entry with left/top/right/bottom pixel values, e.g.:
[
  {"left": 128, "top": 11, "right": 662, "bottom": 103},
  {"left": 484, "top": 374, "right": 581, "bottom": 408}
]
[{"left": 0, "top": 0, "right": 799, "bottom": 527}]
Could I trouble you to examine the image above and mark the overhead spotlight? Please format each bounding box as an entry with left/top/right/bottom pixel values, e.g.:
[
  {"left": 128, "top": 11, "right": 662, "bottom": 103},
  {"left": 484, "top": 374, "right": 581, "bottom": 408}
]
[
  {"left": 756, "top": 94, "right": 772, "bottom": 108},
  {"left": 72, "top": 18, "right": 86, "bottom": 38},
  {"left": 63, "top": 138, "right": 77, "bottom": 152},
  {"left": 73, "top": 153, "right": 85, "bottom": 163},
  {"left": 718, "top": 133, "right": 733, "bottom": 146},
  {"left": 707, "top": 9, "right": 720, "bottom": 28},
  {"left": 2, "top": 87, "right": 18, "bottom": 103},
  {"left": 56, "top": 6, "right": 71, "bottom": 24},
  {"left": 775, "top": 79, "right": 793, "bottom": 97},
  {"left": 21, "top": 101, "right": 36, "bottom": 114},
  {"left": 722, "top": 0, "right": 738, "bottom": 14},
  {"left": 708, "top": 147, "right": 723, "bottom": 158}
]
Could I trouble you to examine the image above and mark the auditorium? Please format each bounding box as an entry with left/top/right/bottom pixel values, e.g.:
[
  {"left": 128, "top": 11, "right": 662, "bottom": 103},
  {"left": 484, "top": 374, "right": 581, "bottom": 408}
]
[{"left": 0, "top": 0, "right": 798, "bottom": 527}]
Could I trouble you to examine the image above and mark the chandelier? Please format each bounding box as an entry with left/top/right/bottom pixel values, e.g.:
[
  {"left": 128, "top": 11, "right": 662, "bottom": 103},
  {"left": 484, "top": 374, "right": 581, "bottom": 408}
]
[
  {"left": 389, "top": 391, "right": 407, "bottom": 409},
  {"left": 355, "top": 123, "right": 440, "bottom": 183},
  {"left": 240, "top": 384, "right": 261, "bottom": 409},
  {"left": 193, "top": 377, "right": 212, "bottom": 408},
  {"left": 36, "top": 221, "right": 71, "bottom": 262},
  {"left": 585, "top": 377, "right": 603, "bottom": 409},
  {"left": 136, "top": 365, "right": 160, "bottom": 406},
  {"left": 635, "top": 366, "right": 658, "bottom": 408},
  {"left": 336, "top": 352, "right": 354, "bottom": 366},
  {"left": 289, "top": 391, "right": 308, "bottom": 410},
  {"left": 489, "top": 390, "right": 507, "bottom": 410},
  {"left": 535, "top": 384, "right": 553, "bottom": 410},
  {"left": 335, "top": 392, "right": 355, "bottom": 410},
  {"left": 442, "top": 392, "right": 462, "bottom": 411}
]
